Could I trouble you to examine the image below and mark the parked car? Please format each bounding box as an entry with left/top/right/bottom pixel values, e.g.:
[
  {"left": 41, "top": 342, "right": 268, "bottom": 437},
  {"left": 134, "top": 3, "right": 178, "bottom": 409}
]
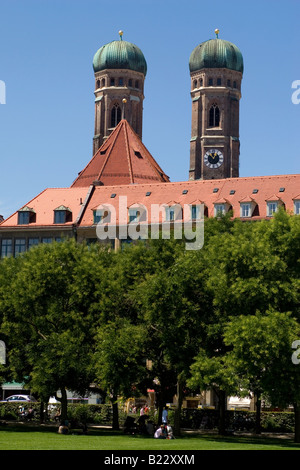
[{"left": 3, "top": 394, "right": 36, "bottom": 402}]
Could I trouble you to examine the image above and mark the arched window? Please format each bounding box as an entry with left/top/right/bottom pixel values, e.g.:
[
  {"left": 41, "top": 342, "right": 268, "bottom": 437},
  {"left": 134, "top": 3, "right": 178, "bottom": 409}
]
[
  {"left": 209, "top": 104, "right": 220, "bottom": 127},
  {"left": 111, "top": 103, "right": 121, "bottom": 127}
]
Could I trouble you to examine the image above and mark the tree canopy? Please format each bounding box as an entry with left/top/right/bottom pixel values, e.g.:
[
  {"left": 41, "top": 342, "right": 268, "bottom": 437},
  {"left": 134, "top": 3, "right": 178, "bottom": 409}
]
[{"left": 0, "top": 211, "right": 299, "bottom": 439}]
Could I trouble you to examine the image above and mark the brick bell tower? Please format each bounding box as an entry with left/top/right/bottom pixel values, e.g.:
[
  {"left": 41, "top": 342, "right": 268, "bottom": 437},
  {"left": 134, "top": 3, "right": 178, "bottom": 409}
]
[
  {"left": 189, "top": 29, "right": 244, "bottom": 180},
  {"left": 92, "top": 31, "right": 147, "bottom": 154}
]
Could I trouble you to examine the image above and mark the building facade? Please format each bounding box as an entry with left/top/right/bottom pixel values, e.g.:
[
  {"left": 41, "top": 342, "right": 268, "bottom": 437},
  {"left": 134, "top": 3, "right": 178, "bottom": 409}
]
[{"left": 0, "top": 30, "right": 299, "bottom": 256}]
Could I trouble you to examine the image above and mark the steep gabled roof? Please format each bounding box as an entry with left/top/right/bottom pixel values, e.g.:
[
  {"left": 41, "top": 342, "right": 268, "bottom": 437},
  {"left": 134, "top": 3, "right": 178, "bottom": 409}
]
[{"left": 71, "top": 119, "right": 169, "bottom": 188}]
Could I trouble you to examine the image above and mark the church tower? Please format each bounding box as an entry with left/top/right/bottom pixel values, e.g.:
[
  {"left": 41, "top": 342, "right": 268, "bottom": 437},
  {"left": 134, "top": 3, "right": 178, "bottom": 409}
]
[
  {"left": 92, "top": 31, "right": 147, "bottom": 154},
  {"left": 189, "top": 30, "right": 243, "bottom": 180}
]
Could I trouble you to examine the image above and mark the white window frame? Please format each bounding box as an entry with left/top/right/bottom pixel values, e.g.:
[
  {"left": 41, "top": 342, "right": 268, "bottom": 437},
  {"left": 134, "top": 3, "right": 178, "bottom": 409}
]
[
  {"left": 129, "top": 208, "right": 140, "bottom": 223},
  {"left": 190, "top": 204, "right": 201, "bottom": 220},
  {"left": 267, "top": 201, "right": 278, "bottom": 217},
  {"left": 165, "top": 205, "right": 182, "bottom": 222},
  {"left": 240, "top": 203, "right": 251, "bottom": 218},
  {"left": 294, "top": 200, "right": 300, "bottom": 215},
  {"left": 214, "top": 203, "right": 226, "bottom": 217}
]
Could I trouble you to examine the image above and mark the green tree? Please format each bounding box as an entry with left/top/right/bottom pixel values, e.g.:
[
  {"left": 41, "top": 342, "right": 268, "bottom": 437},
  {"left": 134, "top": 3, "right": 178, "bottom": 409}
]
[
  {"left": 224, "top": 310, "right": 300, "bottom": 441},
  {"left": 187, "top": 349, "right": 239, "bottom": 435},
  {"left": 188, "top": 211, "right": 300, "bottom": 434},
  {"left": 0, "top": 240, "right": 112, "bottom": 421},
  {"left": 94, "top": 318, "right": 147, "bottom": 430},
  {"left": 131, "top": 242, "right": 213, "bottom": 435}
]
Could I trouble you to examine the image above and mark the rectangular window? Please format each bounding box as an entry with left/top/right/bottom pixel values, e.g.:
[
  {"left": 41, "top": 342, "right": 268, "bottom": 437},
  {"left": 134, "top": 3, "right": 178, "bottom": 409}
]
[
  {"left": 94, "top": 210, "right": 110, "bottom": 224},
  {"left": 29, "top": 238, "right": 39, "bottom": 247},
  {"left": 214, "top": 204, "right": 225, "bottom": 216},
  {"left": 1, "top": 239, "right": 12, "bottom": 258},
  {"left": 93, "top": 210, "right": 102, "bottom": 224},
  {"left": 28, "top": 238, "right": 39, "bottom": 249},
  {"left": 294, "top": 200, "right": 300, "bottom": 215},
  {"left": 208, "top": 78, "right": 213, "bottom": 86},
  {"left": 15, "top": 239, "right": 26, "bottom": 256},
  {"left": 240, "top": 203, "right": 251, "bottom": 218},
  {"left": 129, "top": 209, "right": 139, "bottom": 223},
  {"left": 18, "top": 211, "right": 30, "bottom": 225},
  {"left": 165, "top": 207, "right": 175, "bottom": 221},
  {"left": 267, "top": 202, "right": 278, "bottom": 216},
  {"left": 54, "top": 210, "right": 66, "bottom": 224},
  {"left": 118, "top": 77, "right": 124, "bottom": 86},
  {"left": 42, "top": 237, "right": 52, "bottom": 244},
  {"left": 191, "top": 205, "right": 200, "bottom": 220},
  {"left": 217, "top": 78, "right": 221, "bottom": 86}
]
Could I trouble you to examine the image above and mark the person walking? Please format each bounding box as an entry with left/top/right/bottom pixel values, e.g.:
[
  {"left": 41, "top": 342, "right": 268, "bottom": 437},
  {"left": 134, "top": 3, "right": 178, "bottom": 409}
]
[{"left": 162, "top": 406, "right": 168, "bottom": 424}]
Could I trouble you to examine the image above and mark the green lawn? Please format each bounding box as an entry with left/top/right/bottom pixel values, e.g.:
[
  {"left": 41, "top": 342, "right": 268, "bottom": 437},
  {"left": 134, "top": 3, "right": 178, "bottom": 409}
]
[{"left": 0, "top": 424, "right": 300, "bottom": 450}]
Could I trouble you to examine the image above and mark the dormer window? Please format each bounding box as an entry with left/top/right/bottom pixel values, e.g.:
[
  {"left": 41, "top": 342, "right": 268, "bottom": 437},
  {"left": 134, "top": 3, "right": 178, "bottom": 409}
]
[
  {"left": 129, "top": 208, "right": 139, "bottom": 223},
  {"left": 191, "top": 205, "right": 200, "bottom": 220},
  {"left": 165, "top": 205, "right": 182, "bottom": 222},
  {"left": 128, "top": 205, "right": 147, "bottom": 223},
  {"left": 240, "top": 203, "right": 251, "bottom": 218},
  {"left": 54, "top": 206, "right": 72, "bottom": 224},
  {"left": 93, "top": 209, "right": 110, "bottom": 224},
  {"left": 214, "top": 201, "right": 232, "bottom": 217},
  {"left": 214, "top": 203, "right": 226, "bottom": 217},
  {"left": 18, "top": 206, "right": 35, "bottom": 225},
  {"left": 267, "top": 201, "right": 278, "bottom": 217}
]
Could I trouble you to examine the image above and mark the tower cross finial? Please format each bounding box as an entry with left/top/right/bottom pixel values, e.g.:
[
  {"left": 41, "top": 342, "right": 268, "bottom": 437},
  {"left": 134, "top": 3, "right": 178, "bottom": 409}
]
[{"left": 215, "top": 28, "right": 219, "bottom": 38}]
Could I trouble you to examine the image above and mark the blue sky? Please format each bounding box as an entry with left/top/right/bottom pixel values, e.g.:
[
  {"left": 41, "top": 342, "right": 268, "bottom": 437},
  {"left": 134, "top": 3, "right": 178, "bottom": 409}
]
[{"left": 0, "top": 0, "right": 299, "bottom": 218}]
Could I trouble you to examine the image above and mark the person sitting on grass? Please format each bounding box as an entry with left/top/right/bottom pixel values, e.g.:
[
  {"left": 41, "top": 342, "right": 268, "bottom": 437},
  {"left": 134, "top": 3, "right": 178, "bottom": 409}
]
[
  {"left": 166, "top": 425, "right": 175, "bottom": 439},
  {"left": 154, "top": 424, "right": 167, "bottom": 439},
  {"left": 58, "top": 420, "right": 69, "bottom": 435}
]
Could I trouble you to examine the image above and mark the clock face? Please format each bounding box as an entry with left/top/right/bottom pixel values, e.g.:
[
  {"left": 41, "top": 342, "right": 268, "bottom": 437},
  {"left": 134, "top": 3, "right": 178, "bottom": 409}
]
[{"left": 204, "top": 149, "right": 224, "bottom": 169}]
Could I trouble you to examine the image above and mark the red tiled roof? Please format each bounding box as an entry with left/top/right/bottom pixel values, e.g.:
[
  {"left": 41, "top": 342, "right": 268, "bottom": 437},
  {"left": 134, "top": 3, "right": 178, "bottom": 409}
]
[
  {"left": 1, "top": 175, "right": 299, "bottom": 229},
  {"left": 0, "top": 187, "right": 90, "bottom": 228},
  {"left": 71, "top": 120, "right": 169, "bottom": 187},
  {"left": 79, "top": 173, "right": 300, "bottom": 226}
]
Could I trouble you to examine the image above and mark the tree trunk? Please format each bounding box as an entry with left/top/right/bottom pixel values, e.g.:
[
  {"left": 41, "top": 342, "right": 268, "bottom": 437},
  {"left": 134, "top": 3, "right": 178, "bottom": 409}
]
[
  {"left": 255, "top": 393, "right": 261, "bottom": 434},
  {"left": 39, "top": 400, "right": 45, "bottom": 423},
  {"left": 174, "top": 377, "right": 184, "bottom": 437},
  {"left": 112, "top": 395, "right": 119, "bottom": 430},
  {"left": 218, "top": 390, "right": 226, "bottom": 435},
  {"left": 60, "top": 388, "right": 68, "bottom": 423},
  {"left": 156, "top": 392, "right": 164, "bottom": 425},
  {"left": 294, "top": 403, "right": 300, "bottom": 443}
]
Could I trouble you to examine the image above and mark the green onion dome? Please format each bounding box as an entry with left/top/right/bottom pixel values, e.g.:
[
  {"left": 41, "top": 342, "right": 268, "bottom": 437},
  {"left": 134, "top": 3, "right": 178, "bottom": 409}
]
[
  {"left": 189, "top": 34, "right": 243, "bottom": 74},
  {"left": 93, "top": 31, "right": 147, "bottom": 76}
]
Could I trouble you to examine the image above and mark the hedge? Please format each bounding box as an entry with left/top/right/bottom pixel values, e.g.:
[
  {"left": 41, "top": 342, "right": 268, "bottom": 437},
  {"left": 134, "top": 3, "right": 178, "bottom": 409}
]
[{"left": 0, "top": 402, "right": 295, "bottom": 433}]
